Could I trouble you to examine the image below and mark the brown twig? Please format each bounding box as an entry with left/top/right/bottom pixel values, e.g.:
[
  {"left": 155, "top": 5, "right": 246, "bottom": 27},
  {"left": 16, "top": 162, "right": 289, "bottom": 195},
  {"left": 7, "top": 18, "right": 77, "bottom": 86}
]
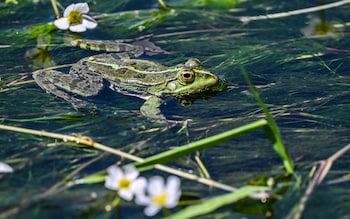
[
  {"left": 0, "top": 124, "right": 236, "bottom": 192},
  {"left": 238, "top": 0, "right": 350, "bottom": 22},
  {"left": 288, "top": 143, "right": 350, "bottom": 219}
]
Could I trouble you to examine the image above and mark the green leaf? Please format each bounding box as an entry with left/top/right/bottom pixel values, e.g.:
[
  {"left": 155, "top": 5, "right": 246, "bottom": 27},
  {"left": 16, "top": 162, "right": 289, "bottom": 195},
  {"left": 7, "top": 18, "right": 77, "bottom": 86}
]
[
  {"left": 135, "top": 119, "right": 268, "bottom": 168},
  {"left": 5, "top": 23, "right": 57, "bottom": 40},
  {"left": 72, "top": 172, "right": 106, "bottom": 185},
  {"left": 198, "top": 0, "right": 242, "bottom": 8},
  {"left": 165, "top": 185, "right": 269, "bottom": 219},
  {"left": 242, "top": 68, "right": 294, "bottom": 174}
]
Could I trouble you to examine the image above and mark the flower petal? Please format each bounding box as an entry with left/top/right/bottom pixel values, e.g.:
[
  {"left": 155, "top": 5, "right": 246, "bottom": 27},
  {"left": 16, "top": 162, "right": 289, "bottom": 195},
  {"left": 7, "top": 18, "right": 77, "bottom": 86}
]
[
  {"left": 0, "top": 162, "right": 13, "bottom": 173},
  {"left": 131, "top": 177, "right": 147, "bottom": 198},
  {"left": 148, "top": 176, "right": 164, "bottom": 196},
  {"left": 165, "top": 176, "right": 181, "bottom": 208},
  {"left": 107, "top": 165, "right": 123, "bottom": 179},
  {"left": 74, "top": 2, "right": 89, "bottom": 14},
  {"left": 144, "top": 205, "right": 161, "bottom": 217},
  {"left": 54, "top": 18, "right": 69, "bottom": 30},
  {"left": 82, "top": 15, "right": 97, "bottom": 29},
  {"left": 63, "top": 3, "right": 76, "bottom": 17},
  {"left": 166, "top": 176, "right": 181, "bottom": 194},
  {"left": 135, "top": 192, "right": 150, "bottom": 206},
  {"left": 124, "top": 165, "right": 139, "bottom": 180},
  {"left": 119, "top": 189, "right": 134, "bottom": 201},
  {"left": 105, "top": 165, "right": 124, "bottom": 191},
  {"left": 105, "top": 176, "right": 118, "bottom": 191},
  {"left": 132, "top": 177, "right": 149, "bottom": 205},
  {"left": 132, "top": 177, "right": 147, "bottom": 191},
  {"left": 105, "top": 174, "right": 120, "bottom": 190},
  {"left": 166, "top": 191, "right": 181, "bottom": 208},
  {"left": 69, "top": 24, "right": 87, "bottom": 32}
]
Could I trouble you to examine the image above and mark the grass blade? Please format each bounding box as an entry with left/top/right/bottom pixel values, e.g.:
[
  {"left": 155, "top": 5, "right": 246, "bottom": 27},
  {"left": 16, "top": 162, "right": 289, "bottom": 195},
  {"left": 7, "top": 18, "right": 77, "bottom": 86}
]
[
  {"left": 242, "top": 67, "right": 294, "bottom": 174},
  {"left": 135, "top": 119, "right": 268, "bottom": 168},
  {"left": 165, "top": 185, "right": 269, "bottom": 219}
]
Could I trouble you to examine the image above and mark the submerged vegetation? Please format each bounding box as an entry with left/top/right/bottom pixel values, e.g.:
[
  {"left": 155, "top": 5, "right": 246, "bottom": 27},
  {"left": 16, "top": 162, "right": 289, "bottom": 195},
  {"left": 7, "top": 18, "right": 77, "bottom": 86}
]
[{"left": 1, "top": 0, "right": 350, "bottom": 218}]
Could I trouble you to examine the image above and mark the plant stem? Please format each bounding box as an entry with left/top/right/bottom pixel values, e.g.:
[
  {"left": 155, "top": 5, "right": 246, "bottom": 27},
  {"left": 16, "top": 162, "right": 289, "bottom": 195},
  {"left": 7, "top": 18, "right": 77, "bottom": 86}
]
[
  {"left": 0, "top": 124, "right": 236, "bottom": 192},
  {"left": 158, "top": 0, "right": 169, "bottom": 10},
  {"left": 50, "top": 0, "right": 60, "bottom": 19}
]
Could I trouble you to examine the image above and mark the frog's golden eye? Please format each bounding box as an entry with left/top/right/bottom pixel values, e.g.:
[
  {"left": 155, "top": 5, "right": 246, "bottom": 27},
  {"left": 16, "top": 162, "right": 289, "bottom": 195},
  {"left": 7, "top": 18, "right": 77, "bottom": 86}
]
[
  {"left": 180, "top": 70, "right": 195, "bottom": 84},
  {"left": 184, "top": 58, "right": 202, "bottom": 69}
]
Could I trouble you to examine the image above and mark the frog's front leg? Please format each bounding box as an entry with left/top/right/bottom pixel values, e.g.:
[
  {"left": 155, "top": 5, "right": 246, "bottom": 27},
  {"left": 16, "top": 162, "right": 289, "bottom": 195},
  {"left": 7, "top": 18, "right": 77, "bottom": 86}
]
[
  {"left": 33, "top": 69, "right": 103, "bottom": 110},
  {"left": 140, "top": 96, "right": 167, "bottom": 122}
]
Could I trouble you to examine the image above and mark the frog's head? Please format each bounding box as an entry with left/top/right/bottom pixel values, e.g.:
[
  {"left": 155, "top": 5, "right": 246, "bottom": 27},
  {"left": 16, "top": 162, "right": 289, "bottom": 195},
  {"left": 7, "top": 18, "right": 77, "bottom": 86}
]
[{"left": 166, "top": 58, "right": 227, "bottom": 97}]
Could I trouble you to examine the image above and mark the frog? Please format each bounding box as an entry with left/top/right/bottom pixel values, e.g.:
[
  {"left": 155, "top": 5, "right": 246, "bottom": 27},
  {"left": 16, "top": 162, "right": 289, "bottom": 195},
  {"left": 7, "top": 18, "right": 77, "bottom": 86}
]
[{"left": 33, "top": 36, "right": 227, "bottom": 123}]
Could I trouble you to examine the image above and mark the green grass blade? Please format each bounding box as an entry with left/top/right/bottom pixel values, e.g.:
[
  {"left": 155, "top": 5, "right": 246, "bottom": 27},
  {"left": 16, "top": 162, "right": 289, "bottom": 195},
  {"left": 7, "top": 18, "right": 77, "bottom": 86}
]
[
  {"left": 165, "top": 185, "right": 269, "bottom": 219},
  {"left": 242, "top": 67, "right": 294, "bottom": 174},
  {"left": 135, "top": 119, "right": 268, "bottom": 168}
]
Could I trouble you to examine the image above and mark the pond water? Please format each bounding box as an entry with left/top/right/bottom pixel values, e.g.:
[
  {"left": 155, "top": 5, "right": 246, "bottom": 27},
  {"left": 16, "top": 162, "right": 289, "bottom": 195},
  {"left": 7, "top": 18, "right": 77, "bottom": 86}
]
[{"left": 1, "top": 0, "right": 350, "bottom": 218}]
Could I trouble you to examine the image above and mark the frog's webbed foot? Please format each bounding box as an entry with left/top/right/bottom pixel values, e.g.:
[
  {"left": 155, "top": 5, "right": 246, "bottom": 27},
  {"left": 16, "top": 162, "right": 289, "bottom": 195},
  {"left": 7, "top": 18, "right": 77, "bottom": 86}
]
[
  {"left": 71, "top": 34, "right": 169, "bottom": 58},
  {"left": 71, "top": 38, "right": 145, "bottom": 58},
  {"left": 129, "top": 35, "right": 170, "bottom": 56},
  {"left": 70, "top": 99, "right": 98, "bottom": 113},
  {"left": 140, "top": 96, "right": 184, "bottom": 125},
  {"left": 140, "top": 96, "right": 166, "bottom": 123}
]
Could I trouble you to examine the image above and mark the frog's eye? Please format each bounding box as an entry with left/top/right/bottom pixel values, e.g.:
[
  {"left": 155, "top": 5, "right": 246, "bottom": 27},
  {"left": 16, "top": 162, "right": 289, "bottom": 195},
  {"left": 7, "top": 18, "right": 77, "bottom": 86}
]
[
  {"left": 179, "top": 70, "right": 195, "bottom": 84},
  {"left": 184, "top": 58, "right": 202, "bottom": 69}
]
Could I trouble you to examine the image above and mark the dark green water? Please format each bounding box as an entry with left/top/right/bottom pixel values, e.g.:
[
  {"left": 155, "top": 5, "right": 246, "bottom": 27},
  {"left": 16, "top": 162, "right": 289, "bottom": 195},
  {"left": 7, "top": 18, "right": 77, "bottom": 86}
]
[{"left": 1, "top": 0, "right": 350, "bottom": 218}]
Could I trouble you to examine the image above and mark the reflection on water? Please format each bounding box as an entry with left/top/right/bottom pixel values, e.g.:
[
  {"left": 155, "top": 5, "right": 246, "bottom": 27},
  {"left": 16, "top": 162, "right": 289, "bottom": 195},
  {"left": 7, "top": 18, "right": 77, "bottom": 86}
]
[
  {"left": 25, "top": 35, "right": 56, "bottom": 69},
  {"left": 301, "top": 14, "right": 343, "bottom": 38}
]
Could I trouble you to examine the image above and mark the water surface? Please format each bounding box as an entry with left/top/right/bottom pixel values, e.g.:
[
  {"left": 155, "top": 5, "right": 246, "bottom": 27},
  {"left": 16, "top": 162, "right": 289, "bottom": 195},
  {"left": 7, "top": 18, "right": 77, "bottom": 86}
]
[{"left": 1, "top": 0, "right": 350, "bottom": 218}]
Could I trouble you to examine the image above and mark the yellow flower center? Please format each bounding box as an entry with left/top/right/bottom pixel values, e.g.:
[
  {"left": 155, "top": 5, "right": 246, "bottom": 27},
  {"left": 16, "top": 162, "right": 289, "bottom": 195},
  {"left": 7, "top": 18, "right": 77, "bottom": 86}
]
[
  {"left": 152, "top": 193, "right": 168, "bottom": 207},
  {"left": 314, "top": 23, "right": 332, "bottom": 35},
  {"left": 119, "top": 178, "right": 131, "bottom": 189},
  {"left": 67, "top": 10, "right": 83, "bottom": 24}
]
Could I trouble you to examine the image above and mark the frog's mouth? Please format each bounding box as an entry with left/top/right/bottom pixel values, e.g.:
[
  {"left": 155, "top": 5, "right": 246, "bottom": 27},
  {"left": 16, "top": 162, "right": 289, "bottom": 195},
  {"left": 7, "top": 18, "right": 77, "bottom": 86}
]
[
  {"left": 175, "top": 79, "right": 228, "bottom": 106},
  {"left": 209, "top": 79, "right": 228, "bottom": 92}
]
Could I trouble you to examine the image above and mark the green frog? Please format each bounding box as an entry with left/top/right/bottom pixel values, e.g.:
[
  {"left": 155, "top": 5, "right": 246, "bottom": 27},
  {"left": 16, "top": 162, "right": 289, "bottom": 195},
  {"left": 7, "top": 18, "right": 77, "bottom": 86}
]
[{"left": 33, "top": 36, "right": 227, "bottom": 123}]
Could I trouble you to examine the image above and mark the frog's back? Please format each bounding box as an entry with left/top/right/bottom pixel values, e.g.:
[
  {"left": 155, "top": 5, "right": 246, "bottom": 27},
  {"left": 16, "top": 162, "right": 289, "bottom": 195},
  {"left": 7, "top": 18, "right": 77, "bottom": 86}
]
[{"left": 81, "top": 53, "right": 178, "bottom": 97}]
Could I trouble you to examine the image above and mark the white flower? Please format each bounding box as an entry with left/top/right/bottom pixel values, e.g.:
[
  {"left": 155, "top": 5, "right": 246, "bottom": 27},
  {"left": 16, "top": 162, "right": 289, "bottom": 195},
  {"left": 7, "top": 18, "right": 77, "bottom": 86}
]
[
  {"left": 301, "top": 15, "right": 342, "bottom": 38},
  {"left": 104, "top": 165, "right": 146, "bottom": 201},
  {"left": 54, "top": 2, "right": 97, "bottom": 32},
  {"left": 135, "top": 175, "right": 181, "bottom": 217},
  {"left": 0, "top": 162, "right": 13, "bottom": 173}
]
